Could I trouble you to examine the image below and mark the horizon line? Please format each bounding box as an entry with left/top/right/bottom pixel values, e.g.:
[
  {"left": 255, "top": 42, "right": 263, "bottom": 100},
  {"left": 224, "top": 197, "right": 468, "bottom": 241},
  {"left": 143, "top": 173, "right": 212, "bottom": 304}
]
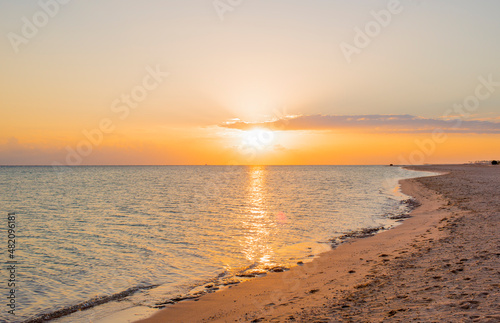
[{"left": 0, "top": 163, "right": 473, "bottom": 167}]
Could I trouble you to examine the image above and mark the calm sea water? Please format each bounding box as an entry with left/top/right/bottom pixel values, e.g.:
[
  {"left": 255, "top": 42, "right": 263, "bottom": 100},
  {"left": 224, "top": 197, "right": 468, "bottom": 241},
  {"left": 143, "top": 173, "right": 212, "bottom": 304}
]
[{"left": 0, "top": 166, "right": 426, "bottom": 322}]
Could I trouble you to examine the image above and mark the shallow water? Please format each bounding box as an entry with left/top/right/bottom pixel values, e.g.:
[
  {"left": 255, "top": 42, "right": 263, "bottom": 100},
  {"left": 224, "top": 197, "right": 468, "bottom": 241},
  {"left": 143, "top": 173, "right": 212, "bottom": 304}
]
[{"left": 0, "top": 165, "right": 425, "bottom": 322}]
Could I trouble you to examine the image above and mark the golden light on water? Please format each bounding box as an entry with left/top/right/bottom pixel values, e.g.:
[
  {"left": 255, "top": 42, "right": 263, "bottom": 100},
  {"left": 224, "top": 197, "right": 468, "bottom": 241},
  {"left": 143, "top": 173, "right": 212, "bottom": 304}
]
[{"left": 241, "top": 166, "right": 275, "bottom": 266}]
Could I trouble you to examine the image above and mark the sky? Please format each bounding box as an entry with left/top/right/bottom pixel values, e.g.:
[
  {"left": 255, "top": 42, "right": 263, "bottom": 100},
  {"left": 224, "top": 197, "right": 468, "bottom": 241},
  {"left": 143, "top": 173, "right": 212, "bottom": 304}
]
[{"left": 1, "top": 0, "right": 500, "bottom": 165}]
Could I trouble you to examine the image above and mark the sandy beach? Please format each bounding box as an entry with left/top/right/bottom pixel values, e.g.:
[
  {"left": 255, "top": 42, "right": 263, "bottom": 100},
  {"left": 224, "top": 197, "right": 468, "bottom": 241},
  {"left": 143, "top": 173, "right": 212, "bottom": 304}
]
[{"left": 135, "top": 165, "right": 499, "bottom": 322}]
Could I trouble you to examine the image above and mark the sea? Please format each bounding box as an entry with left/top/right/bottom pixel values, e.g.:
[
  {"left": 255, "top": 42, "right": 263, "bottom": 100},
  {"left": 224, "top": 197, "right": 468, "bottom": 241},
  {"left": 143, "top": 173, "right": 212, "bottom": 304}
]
[{"left": 0, "top": 165, "right": 431, "bottom": 322}]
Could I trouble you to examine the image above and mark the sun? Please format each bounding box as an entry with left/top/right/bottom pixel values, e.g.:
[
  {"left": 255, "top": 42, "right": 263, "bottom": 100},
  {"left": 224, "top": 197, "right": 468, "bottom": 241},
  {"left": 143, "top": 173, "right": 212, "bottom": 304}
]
[{"left": 241, "top": 128, "right": 275, "bottom": 150}]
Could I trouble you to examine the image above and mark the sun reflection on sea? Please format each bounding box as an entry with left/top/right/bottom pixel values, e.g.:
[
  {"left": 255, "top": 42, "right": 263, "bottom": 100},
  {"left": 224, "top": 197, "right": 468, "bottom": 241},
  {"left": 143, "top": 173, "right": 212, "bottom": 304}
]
[{"left": 241, "top": 166, "right": 275, "bottom": 268}]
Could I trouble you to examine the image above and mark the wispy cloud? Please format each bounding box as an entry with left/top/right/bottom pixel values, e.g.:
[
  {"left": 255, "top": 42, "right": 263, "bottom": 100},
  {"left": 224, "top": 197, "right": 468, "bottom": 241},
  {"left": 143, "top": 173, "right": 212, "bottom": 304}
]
[{"left": 220, "top": 114, "right": 500, "bottom": 134}]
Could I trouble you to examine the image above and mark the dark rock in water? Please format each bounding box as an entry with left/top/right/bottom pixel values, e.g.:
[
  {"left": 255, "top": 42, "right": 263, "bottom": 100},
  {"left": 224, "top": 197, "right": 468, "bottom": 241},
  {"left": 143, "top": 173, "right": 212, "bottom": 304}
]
[
  {"left": 401, "top": 198, "right": 421, "bottom": 208},
  {"left": 206, "top": 286, "right": 219, "bottom": 292},
  {"left": 492, "top": 160, "right": 498, "bottom": 165},
  {"left": 382, "top": 198, "right": 421, "bottom": 220},
  {"left": 345, "top": 227, "right": 384, "bottom": 239},
  {"left": 222, "top": 280, "right": 239, "bottom": 286},
  {"left": 154, "top": 294, "right": 203, "bottom": 308},
  {"left": 237, "top": 268, "right": 268, "bottom": 279},
  {"left": 388, "top": 213, "right": 412, "bottom": 220},
  {"left": 297, "top": 261, "right": 304, "bottom": 265},
  {"left": 329, "top": 226, "right": 387, "bottom": 248},
  {"left": 154, "top": 300, "right": 175, "bottom": 308},
  {"left": 171, "top": 296, "right": 195, "bottom": 302},
  {"left": 270, "top": 266, "right": 287, "bottom": 272}
]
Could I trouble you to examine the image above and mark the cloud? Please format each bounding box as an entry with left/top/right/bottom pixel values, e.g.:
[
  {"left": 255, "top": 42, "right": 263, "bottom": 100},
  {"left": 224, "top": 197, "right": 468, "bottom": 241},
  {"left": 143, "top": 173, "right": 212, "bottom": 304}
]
[{"left": 220, "top": 114, "right": 500, "bottom": 134}]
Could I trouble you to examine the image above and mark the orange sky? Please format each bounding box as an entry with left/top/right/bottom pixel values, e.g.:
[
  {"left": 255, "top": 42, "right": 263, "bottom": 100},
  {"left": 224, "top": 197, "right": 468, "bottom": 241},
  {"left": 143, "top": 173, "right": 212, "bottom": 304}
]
[{"left": 1, "top": 1, "right": 500, "bottom": 165}]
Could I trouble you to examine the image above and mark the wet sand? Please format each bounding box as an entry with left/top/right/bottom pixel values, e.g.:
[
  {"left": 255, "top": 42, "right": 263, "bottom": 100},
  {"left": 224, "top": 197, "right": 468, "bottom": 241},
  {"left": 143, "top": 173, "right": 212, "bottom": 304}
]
[{"left": 136, "top": 165, "right": 499, "bottom": 322}]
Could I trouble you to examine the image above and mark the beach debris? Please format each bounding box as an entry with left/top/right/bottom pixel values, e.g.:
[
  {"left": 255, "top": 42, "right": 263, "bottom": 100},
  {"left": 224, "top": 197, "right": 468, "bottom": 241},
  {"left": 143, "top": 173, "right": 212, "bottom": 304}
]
[
  {"left": 237, "top": 268, "right": 269, "bottom": 278},
  {"left": 331, "top": 226, "right": 386, "bottom": 246},
  {"left": 385, "top": 198, "right": 421, "bottom": 220},
  {"left": 222, "top": 279, "right": 240, "bottom": 286},
  {"left": 387, "top": 309, "right": 398, "bottom": 317},
  {"left": 401, "top": 198, "right": 421, "bottom": 208},
  {"left": 154, "top": 291, "right": 206, "bottom": 308},
  {"left": 387, "top": 213, "right": 412, "bottom": 220},
  {"left": 459, "top": 300, "right": 480, "bottom": 310},
  {"left": 270, "top": 266, "right": 288, "bottom": 273},
  {"left": 387, "top": 308, "right": 407, "bottom": 317},
  {"left": 237, "top": 273, "right": 258, "bottom": 278}
]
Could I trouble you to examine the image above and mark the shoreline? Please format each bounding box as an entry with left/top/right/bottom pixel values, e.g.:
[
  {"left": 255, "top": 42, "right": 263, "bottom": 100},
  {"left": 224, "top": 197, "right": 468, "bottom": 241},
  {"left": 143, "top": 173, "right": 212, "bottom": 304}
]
[
  {"left": 134, "top": 166, "right": 457, "bottom": 322},
  {"left": 327, "top": 164, "right": 499, "bottom": 321}
]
